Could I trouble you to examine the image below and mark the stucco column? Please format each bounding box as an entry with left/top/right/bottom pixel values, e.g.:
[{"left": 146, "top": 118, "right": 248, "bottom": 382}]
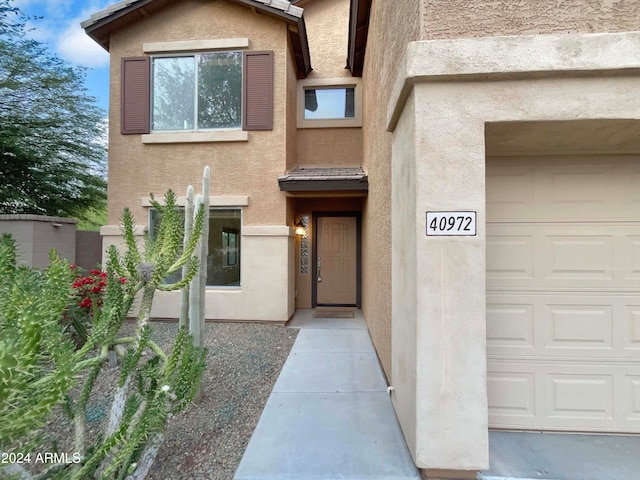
[{"left": 392, "top": 84, "right": 489, "bottom": 472}]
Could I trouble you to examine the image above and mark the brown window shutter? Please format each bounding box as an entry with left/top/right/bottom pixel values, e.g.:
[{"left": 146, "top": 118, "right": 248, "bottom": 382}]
[
  {"left": 243, "top": 51, "right": 274, "bottom": 131},
  {"left": 121, "top": 57, "right": 150, "bottom": 135}
]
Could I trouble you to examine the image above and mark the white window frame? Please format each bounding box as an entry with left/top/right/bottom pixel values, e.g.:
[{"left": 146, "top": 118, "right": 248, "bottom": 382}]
[{"left": 297, "top": 77, "right": 363, "bottom": 129}]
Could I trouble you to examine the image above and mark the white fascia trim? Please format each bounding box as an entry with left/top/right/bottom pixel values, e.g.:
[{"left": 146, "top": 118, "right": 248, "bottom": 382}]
[
  {"left": 143, "top": 38, "right": 249, "bottom": 53},
  {"left": 142, "top": 131, "right": 249, "bottom": 144},
  {"left": 140, "top": 196, "right": 250, "bottom": 207},
  {"left": 243, "top": 226, "right": 295, "bottom": 237},
  {"left": 387, "top": 31, "right": 640, "bottom": 131}
]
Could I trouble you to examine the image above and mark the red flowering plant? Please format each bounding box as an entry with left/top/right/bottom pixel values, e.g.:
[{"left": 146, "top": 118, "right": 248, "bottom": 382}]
[{"left": 62, "top": 265, "right": 126, "bottom": 348}]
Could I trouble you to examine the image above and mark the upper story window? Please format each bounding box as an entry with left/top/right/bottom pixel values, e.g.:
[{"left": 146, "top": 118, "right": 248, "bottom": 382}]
[
  {"left": 297, "top": 77, "right": 362, "bottom": 129},
  {"left": 304, "top": 87, "right": 355, "bottom": 120},
  {"left": 120, "top": 40, "right": 274, "bottom": 141},
  {"left": 152, "top": 52, "right": 242, "bottom": 131}
]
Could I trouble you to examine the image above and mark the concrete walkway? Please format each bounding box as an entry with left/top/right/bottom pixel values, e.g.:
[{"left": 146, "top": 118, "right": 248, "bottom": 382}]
[{"left": 234, "top": 309, "right": 420, "bottom": 480}]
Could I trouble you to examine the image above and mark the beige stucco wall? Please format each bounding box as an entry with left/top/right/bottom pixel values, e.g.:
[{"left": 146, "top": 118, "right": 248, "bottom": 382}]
[
  {"left": 297, "top": 128, "right": 362, "bottom": 166},
  {"left": 301, "top": 0, "right": 352, "bottom": 79},
  {"left": 149, "top": 227, "right": 295, "bottom": 321},
  {"left": 291, "top": 0, "right": 362, "bottom": 172},
  {"left": 361, "top": 0, "right": 420, "bottom": 378},
  {"left": 107, "top": 0, "right": 289, "bottom": 227},
  {"left": 103, "top": 0, "right": 296, "bottom": 322},
  {"left": 0, "top": 215, "right": 78, "bottom": 268},
  {"left": 387, "top": 31, "right": 640, "bottom": 473},
  {"left": 420, "top": 0, "right": 640, "bottom": 39}
]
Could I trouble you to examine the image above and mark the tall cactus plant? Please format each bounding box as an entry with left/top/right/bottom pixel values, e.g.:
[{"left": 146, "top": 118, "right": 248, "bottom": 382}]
[
  {"left": 198, "top": 166, "right": 210, "bottom": 346},
  {"left": 0, "top": 186, "right": 209, "bottom": 480},
  {"left": 72, "top": 191, "right": 207, "bottom": 480},
  {"left": 179, "top": 185, "right": 194, "bottom": 329},
  {"left": 184, "top": 167, "right": 210, "bottom": 401}
]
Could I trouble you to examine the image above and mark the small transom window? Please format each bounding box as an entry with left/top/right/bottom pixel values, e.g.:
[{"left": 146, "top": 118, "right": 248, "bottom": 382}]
[
  {"left": 297, "top": 78, "right": 362, "bottom": 129},
  {"left": 304, "top": 87, "right": 355, "bottom": 120}
]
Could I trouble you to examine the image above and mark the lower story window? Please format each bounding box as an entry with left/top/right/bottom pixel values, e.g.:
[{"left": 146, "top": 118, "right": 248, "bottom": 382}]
[
  {"left": 209, "top": 210, "right": 241, "bottom": 286},
  {"left": 149, "top": 208, "right": 241, "bottom": 286}
]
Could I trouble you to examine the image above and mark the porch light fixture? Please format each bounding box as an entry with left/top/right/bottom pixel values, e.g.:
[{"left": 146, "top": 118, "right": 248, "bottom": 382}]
[{"left": 295, "top": 219, "right": 306, "bottom": 236}]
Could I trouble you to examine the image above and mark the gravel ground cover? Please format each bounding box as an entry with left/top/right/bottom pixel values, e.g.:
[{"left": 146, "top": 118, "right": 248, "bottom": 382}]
[{"left": 15, "top": 321, "right": 298, "bottom": 480}]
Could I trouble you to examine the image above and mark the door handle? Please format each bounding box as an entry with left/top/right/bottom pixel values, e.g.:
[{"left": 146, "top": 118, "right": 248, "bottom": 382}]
[{"left": 317, "top": 257, "right": 322, "bottom": 282}]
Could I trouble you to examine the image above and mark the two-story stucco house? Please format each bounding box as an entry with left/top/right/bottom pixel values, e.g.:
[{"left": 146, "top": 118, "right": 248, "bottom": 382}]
[{"left": 83, "top": 0, "right": 640, "bottom": 478}]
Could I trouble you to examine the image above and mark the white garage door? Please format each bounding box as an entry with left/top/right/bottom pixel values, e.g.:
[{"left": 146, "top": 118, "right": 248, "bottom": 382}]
[{"left": 486, "top": 155, "right": 640, "bottom": 433}]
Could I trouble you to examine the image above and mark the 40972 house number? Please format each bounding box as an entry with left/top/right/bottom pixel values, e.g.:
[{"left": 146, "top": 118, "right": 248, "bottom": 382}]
[{"left": 426, "top": 211, "right": 477, "bottom": 236}]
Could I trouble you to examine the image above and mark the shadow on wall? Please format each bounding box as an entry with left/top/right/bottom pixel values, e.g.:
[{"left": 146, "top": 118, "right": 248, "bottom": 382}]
[{"left": 0, "top": 214, "right": 103, "bottom": 269}]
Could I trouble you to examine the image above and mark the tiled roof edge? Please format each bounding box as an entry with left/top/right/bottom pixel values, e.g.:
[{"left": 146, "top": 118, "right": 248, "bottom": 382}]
[{"left": 81, "top": 0, "right": 302, "bottom": 29}]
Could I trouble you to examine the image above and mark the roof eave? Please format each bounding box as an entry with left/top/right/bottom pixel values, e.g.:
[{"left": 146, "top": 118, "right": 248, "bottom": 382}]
[
  {"left": 291, "top": 16, "right": 313, "bottom": 78},
  {"left": 82, "top": 0, "right": 312, "bottom": 77},
  {"left": 346, "top": 0, "right": 372, "bottom": 77}
]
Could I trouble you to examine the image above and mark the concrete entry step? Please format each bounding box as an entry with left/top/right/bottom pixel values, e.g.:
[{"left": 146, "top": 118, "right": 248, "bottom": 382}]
[{"left": 480, "top": 431, "right": 640, "bottom": 480}]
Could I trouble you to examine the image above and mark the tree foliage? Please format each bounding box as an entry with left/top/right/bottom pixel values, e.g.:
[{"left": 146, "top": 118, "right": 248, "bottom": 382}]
[{"left": 0, "top": 0, "right": 107, "bottom": 221}]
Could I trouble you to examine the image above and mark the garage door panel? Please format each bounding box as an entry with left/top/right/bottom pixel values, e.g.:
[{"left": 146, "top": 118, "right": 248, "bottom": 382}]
[
  {"left": 488, "top": 362, "right": 640, "bottom": 432},
  {"left": 624, "top": 305, "right": 640, "bottom": 351},
  {"left": 487, "top": 156, "right": 640, "bottom": 433},
  {"left": 486, "top": 234, "right": 534, "bottom": 280},
  {"left": 621, "top": 235, "right": 640, "bottom": 281},
  {"left": 619, "top": 165, "right": 640, "bottom": 206},
  {"left": 487, "top": 302, "right": 534, "bottom": 348},
  {"left": 487, "top": 371, "right": 536, "bottom": 418},
  {"left": 540, "top": 165, "right": 614, "bottom": 210},
  {"left": 487, "top": 156, "right": 640, "bottom": 222},
  {"left": 486, "top": 166, "right": 535, "bottom": 220},
  {"left": 488, "top": 224, "right": 640, "bottom": 290},
  {"left": 544, "top": 235, "right": 614, "bottom": 281},
  {"left": 626, "top": 376, "right": 640, "bottom": 421},
  {"left": 547, "top": 373, "right": 614, "bottom": 420},
  {"left": 546, "top": 304, "right": 613, "bottom": 351},
  {"left": 488, "top": 294, "right": 638, "bottom": 359}
]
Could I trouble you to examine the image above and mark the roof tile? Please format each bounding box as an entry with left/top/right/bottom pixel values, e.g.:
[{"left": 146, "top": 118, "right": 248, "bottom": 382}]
[{"left": 81, "top": 0, "right": 302, "bottom": 29}]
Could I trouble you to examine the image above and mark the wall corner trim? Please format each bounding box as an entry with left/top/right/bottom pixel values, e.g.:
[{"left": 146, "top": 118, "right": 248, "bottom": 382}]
[
  {"left": 100, "top": 224, "right": 146, "bottom": 236},
  {"left": 140, "top": 196, "right": 250, "bottom": 208},
  {"left": 142, "top": 131, "right": 249, "bottom": 144},
  {"left": 243, "top": 226, "right": 295, "bottom": 237},
  {"left": 143, "top": 38, "right": 250, "bottom": 53}
]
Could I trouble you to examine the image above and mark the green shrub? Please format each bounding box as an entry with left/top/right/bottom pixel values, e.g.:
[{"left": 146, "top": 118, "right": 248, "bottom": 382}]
[{"left": 0, "top": 233, "right": 76, "bottom": 450}]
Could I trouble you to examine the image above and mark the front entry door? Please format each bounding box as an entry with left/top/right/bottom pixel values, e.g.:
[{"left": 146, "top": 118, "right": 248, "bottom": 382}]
[{"left": 316, "top": 216, "right": 357, "bottom": 306}]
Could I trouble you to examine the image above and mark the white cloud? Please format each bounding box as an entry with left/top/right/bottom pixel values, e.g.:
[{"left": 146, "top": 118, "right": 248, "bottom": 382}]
[
  {"left": 16, "top": 1, "right": 111, "bottom": 68},
  {"left": 56, "top": 18, "right": 109, "bottom": 67},
  {"left": 14, "top": 0, "right": 75, "bottom": 18}
]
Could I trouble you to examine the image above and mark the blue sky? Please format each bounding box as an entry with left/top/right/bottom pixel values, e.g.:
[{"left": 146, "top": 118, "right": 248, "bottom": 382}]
[{"left": 14, "top": 0, "right": 113, "bottom": 112}]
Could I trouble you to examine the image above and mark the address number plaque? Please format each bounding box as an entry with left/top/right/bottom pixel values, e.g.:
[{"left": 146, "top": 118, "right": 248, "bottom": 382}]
[{"left": 426, "top": 211, "right": 477, "bottom": 236}]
